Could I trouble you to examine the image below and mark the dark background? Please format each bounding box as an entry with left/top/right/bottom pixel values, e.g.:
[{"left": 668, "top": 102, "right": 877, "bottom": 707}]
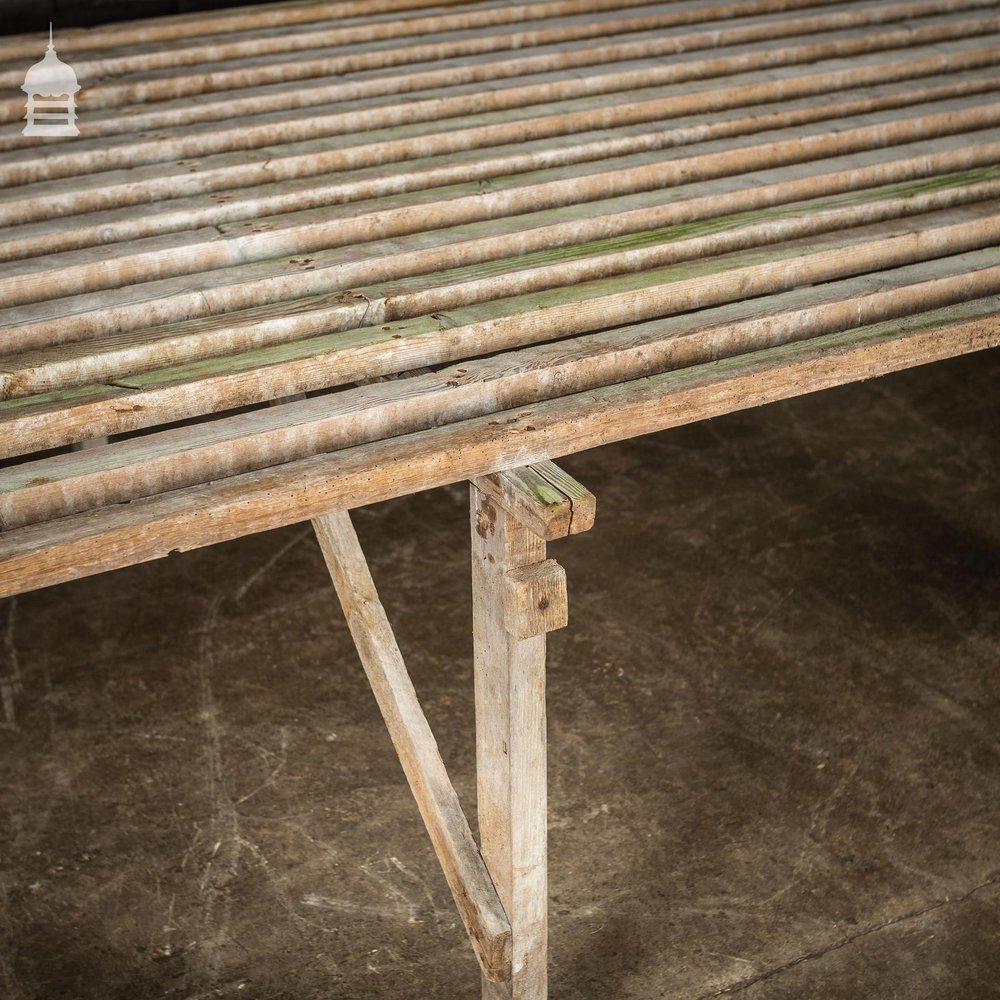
[{"left": 0, "top": 0, "right": 262, "bottom": 35}]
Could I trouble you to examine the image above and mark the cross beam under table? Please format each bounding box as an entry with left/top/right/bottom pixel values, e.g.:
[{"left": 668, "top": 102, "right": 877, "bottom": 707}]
[{"left": 312, "top": 460, "right": 595, "bottom": 998}]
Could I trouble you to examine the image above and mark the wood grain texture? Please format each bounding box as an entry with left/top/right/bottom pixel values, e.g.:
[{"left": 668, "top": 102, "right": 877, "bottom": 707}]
[
  {"left": 6, "top": 150, "right": 997, "bottom": 359},
  {"left": 4, "top": 256, "right": 996, "bottom": 523},
  {"left": 3, "top": 3, "right": 999, "bottom": 996},
  {"left": 5, "top": 181, "right": 999, "bottom": 389},
  {"left": 3, "top": 204, "right": 998, "bottom": 461},
  {"left": 4, "top": 13, "right": 998, "bottom": 186},
  {"left": 9, "top": 75, "right": 999, "bottom": 256},
  {"left": 9, "top": 0, "right": 971, "bottom": 116},
  {"left": 4, "top": 53, "right": 997, "bottom": 225},
  {"left": 5, "top": 102, "right": 1000, "bottom": 308}
]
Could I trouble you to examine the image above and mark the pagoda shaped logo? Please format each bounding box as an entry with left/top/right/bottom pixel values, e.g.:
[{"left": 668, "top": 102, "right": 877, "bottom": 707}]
[{"left": 22, "top": 25, "right": 80, "bottom": 137}]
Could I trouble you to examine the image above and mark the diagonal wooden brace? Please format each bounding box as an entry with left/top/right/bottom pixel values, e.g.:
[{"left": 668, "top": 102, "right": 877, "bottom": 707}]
[
  {"left": 312, "top": 509, "right": 512, "bottom": 983},
  {"left": 470, "top": 460, "right": 596, "bottom": 1000}
]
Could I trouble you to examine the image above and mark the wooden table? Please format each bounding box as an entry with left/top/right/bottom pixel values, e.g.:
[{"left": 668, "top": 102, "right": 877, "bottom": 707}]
[{"left": 1, "top": 0, "right": 998, "bottom": 995}]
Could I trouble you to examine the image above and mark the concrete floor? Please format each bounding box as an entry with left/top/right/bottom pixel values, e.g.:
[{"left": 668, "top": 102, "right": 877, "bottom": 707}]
[{"left": 1, "top": 350, "right": 998, "bottom": 1000}]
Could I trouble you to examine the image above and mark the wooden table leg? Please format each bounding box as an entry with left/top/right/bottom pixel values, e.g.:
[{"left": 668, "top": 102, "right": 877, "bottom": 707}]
[{"left": 470, "top": 479, "right": 571, "bottom": 1000}]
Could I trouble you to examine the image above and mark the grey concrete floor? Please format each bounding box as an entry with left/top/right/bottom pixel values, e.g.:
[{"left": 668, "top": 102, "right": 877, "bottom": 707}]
[{"left": 1, "top": 349, "right": 998, "bottom": 1000}]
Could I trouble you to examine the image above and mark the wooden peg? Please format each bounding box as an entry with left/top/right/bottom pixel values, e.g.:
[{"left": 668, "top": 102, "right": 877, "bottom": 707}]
[{"left": 503, "top": 560, "right": 568, "bottom": 639}]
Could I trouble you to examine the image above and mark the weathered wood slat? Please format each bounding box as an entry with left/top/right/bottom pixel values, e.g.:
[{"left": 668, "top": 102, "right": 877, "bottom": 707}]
[
  {"left": 2, "top": 261, "right": 997, "bottom": 524},
  {"left": 3, "top": 101, "right": 997, "bottom": 309},
  {"left": 0, "top": 0, "right": 702, "bottom": 62},
  {"left": 2, "top": 0, "right": 921, "bottom": 98},
  {"left": 0, "top": 203, "right": 994, "bottom": 454},
  {"left": 4, "top": 198, "right": 997, "bottom": 400},
  {"left": 6, "top": 147, "right": 997, "bottom": 364},
  {"left": 0, "top": 0, "right": 995, "bottom": 592},
  {"left": 1, "top": 312, "right": 995, "bottom": 599},
  {"left": 1, "top": 0, "right": 988, "bottom": 123},
  {"left": 5, "top": 70, "right": 999, "bottom": 257},
  {"left": 3, "top": 15, "right": 997, "bottom": 186},
  {"left": 1, "top": 2, "right": 997, "bottom": 993},
  {"left": 7, "top": 25, "right": 983, "bottom": 157},
  {"left": 5, "top": 50, "right": 1000, "bottom": 225},
  {"left": 3, "top": 205, "right": 997, "bottom": 457}
]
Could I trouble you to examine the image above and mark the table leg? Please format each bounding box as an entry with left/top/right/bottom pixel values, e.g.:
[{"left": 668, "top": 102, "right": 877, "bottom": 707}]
[{"left": 471, "top": 484, "right": 558, "bottom": 1000}]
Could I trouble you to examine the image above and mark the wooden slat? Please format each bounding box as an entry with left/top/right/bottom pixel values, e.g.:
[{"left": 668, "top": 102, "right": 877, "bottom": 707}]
[
  {"left": 4, "top": 101, "right": 998, "bottom": 310},
  {"left": 6, "top": 2, "right": 970, "bottom": 147},
  {"left": 1, "top": 0, "right": 909, "bottom": 97},
  {"left": 2, "top": 261, "right": 996, "bottom": 528},
  {"left": 6, "top": 144, "right": 999, "bottom": 360},
  {"left": 4, "top": 14, "right": 998, "bottom": 186},
  {"left": 1, "top": 311, "right": 996, "bottom": 599},
  {"left": 0, "top": 27, "right": 989, "bottom": 160},
  {"left": 0, "top": 6, "right": 997, "bottom": 997},
  {"left": 2, "top": 205, "right": 995, "bottom": 459},
  {"left": 2, "top": 0, "right": 989, "bottom": 123},
  {"left": 12, "top": 73, "right": 1000, "bottom": 247},
  {"left": 7, "top": 65, "right": 1000, "bottom": 254},
  {"left": 4, "top": 191, "right": 998, "bottom": 399},
  {"left": 0, "top": 0, "right": 708, "bottom": 62},
  {"left": 0, "top": 0, "right": 997, "bottom": 616}
]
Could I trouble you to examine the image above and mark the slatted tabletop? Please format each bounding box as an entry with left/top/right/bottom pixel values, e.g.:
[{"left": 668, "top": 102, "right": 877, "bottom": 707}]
[{"left": 0, "top": 0, "right": 998, "bottom": 597}]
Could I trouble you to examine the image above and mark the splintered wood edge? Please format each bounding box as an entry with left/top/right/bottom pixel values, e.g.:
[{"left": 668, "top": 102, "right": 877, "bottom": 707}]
[{"left": 471, "top": 460, "right": 596, "bottom": 541}]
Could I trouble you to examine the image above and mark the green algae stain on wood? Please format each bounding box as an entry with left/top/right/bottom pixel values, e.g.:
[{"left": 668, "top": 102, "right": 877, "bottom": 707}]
[{"left": 409, "top": 168, "right": 1000, "bottom": 284}]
